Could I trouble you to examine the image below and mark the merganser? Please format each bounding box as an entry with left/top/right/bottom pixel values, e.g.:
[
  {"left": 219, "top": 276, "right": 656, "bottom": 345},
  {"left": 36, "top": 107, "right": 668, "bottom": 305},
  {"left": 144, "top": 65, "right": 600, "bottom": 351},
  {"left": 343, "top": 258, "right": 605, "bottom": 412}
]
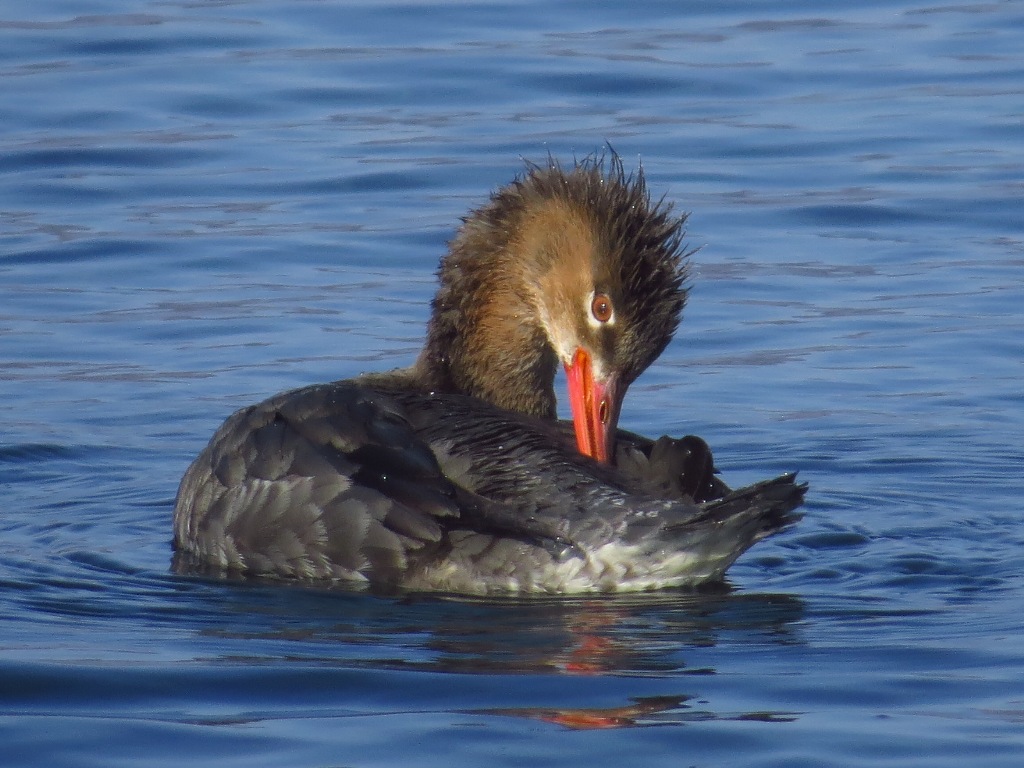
[{"left": 173, "top": 154, "right": 805, "bottom": 594}]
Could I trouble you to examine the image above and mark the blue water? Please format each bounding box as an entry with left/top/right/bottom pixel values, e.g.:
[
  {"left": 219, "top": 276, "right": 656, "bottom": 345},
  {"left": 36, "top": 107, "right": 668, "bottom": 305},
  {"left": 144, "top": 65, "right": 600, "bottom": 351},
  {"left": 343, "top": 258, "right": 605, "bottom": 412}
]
[{"left": 2, "top": 0, "right": 1023, "bottom": 765}]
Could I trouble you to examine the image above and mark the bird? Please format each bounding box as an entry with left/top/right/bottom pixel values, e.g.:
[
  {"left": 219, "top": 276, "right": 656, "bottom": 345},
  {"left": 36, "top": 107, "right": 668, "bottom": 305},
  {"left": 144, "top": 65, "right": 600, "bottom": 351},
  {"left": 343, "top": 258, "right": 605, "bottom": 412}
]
[{"left": 173, "top": 153, "right": 805, "bottom": 595}]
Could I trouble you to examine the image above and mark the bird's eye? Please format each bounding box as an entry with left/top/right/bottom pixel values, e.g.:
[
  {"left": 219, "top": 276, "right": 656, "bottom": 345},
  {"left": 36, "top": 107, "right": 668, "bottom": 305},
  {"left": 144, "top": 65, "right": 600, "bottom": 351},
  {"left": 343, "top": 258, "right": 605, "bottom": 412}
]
[{"left": 591, "top": 293, "right": 613, "bottom": 323}]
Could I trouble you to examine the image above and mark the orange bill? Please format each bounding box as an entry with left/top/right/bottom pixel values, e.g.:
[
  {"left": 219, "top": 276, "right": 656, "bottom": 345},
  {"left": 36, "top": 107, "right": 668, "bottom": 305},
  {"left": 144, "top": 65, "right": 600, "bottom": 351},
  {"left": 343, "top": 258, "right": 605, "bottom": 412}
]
[{"left": 564, "top": 347, "right": 621, "bottom": 464}]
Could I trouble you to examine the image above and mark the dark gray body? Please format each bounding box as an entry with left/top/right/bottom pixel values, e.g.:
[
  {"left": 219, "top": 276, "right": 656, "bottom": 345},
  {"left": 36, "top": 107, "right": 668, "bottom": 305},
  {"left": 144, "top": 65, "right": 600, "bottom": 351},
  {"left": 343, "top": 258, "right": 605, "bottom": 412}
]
[{"left": 173, "top": 375, "right": 805, "bottom": 594}]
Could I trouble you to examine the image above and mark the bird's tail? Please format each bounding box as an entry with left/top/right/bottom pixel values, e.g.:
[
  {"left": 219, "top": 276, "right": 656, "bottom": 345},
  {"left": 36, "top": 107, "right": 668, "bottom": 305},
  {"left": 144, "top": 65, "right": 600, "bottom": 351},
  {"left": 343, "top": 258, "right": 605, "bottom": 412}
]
[{"left": 665, "top": 472, "right": 807, "bottom": 581}]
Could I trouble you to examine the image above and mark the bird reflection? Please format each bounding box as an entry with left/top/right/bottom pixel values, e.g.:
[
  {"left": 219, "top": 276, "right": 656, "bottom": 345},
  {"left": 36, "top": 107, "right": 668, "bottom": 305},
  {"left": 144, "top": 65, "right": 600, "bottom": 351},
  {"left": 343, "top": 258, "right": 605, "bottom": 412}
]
[
  {"left": 175, "top": 575, "right": 805, "bottom": 676},
  {"left": 475, "top": 694, "right": 800, "bottom": 730},
  {"left": 173, "top": 577, "right": 806, "bottom": 730}
]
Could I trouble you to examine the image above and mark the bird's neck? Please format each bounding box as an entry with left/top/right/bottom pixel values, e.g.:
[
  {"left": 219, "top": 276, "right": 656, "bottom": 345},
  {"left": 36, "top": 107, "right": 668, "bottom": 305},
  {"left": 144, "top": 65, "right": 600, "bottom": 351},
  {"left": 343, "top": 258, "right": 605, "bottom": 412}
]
[
  {"left": 415, "top": 240, "right": 561, "bottom": 421},
  {"left": 416, "top": 272, "right": 559, "bottom": 419}
]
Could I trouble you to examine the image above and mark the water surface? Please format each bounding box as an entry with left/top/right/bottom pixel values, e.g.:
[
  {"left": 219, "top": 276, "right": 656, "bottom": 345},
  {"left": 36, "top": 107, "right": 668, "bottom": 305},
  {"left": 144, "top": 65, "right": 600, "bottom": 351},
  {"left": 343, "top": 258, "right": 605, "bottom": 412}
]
[{"left": 2, "top": 1, "right": 1023, "bottom": 766}]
